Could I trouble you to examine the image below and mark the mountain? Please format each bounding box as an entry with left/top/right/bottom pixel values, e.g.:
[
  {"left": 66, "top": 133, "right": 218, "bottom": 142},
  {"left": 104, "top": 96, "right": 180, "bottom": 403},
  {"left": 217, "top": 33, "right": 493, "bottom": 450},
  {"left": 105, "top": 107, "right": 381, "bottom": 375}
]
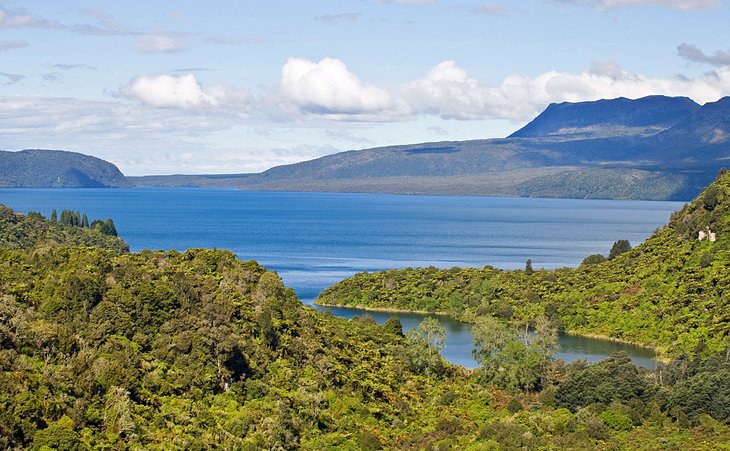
[
  {"left": 0, "top": 149, "right": 128, "bottom": 188},
  {"left": 508, "top": 95, "right": 701, "bottom": 138},
  {"left": 224, "top": 95, "right": 729, "bottom": 200}
]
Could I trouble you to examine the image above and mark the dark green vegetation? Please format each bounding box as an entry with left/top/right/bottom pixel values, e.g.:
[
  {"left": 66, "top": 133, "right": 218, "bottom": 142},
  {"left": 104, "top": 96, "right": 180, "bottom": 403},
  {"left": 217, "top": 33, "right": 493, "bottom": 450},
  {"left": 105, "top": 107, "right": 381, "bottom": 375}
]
[
  {"left": 1, "top": 203, "right": 729, "bottom": 448},
  {"left": 318, "top": 169, "right": 730, "bottom": 359},
  {"left": 0, "top": 150, "right": 128, "bottom": 188},
  {"left": 135, "top": 95, "right": 729, "bottom": 201},
  {"left": 0, "top": 205, "right": 127, "bottom": 253}
]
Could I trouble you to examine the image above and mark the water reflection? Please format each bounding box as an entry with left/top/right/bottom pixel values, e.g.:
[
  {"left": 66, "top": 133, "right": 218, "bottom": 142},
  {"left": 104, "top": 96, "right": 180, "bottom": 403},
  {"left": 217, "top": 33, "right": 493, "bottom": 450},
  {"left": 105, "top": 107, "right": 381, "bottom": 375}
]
[{"left": 318, "top": 306, "right": 657, "bottom": 370}]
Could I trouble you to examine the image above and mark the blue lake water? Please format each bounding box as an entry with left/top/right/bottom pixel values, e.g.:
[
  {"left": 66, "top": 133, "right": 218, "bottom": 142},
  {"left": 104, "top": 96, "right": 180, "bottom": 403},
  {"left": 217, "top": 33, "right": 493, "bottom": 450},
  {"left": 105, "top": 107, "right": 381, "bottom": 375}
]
[{"left": 0, "top": 188, "right": 679, "bottom": 369}]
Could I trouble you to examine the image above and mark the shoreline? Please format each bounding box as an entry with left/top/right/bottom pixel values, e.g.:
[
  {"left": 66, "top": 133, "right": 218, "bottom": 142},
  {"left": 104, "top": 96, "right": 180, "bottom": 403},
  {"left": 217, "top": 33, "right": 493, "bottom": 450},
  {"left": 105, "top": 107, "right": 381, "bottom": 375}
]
[
  {"left": 315, "top": 301, "right": 668, "bottom": 361},
  {"left": 314, "top": 301, "right": 452, "bottom": 317}
]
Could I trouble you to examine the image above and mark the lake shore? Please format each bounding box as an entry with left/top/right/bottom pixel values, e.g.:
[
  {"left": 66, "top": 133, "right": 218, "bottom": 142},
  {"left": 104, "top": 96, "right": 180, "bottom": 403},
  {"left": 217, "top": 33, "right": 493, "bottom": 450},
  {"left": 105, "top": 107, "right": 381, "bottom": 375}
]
[
  {"left": 314, "top": 301, "right": 452, "bottom": 317},
  {"left": 315, "top": 299, "right": 668, "bottom": 363}
]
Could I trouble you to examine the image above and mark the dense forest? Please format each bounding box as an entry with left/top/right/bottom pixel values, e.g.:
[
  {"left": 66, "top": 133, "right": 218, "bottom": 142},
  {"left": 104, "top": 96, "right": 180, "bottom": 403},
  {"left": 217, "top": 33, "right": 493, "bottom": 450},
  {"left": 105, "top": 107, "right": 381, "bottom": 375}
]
[
  {"left": 318, "top": 170, "right": 730, "bottom": 360},
  {"left": 0, "top": 177, "right": 729, "bottom": 448}
]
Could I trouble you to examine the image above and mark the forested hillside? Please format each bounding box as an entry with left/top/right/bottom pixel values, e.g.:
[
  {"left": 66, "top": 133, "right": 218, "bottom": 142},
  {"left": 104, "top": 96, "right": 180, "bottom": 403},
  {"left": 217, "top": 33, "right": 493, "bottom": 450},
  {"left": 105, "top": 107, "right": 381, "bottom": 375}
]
[
  {"left": 318, "top": 169, "right": 730, "bottom": 359},
  {"left": 0, "top": 150, "right": 128, "bottom": 188},
  {"left": 1, "top": 205, "right": 728, "bottom": 449}
]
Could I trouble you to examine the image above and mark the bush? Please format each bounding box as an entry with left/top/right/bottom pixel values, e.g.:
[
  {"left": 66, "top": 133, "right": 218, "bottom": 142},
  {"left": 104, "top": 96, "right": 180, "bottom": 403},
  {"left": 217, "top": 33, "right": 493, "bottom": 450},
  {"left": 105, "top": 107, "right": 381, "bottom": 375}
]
[
  {"left": 600, "top": 409, "right": 633, "bottom": 431},
  {"left": 581, "top": 254, "right": 607, "bottom": 266}
]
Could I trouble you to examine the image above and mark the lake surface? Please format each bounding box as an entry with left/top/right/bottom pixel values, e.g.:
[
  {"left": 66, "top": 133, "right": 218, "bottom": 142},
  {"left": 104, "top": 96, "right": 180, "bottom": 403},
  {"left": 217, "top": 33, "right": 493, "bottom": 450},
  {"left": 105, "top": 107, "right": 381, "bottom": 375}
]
[{"left": 0, "top": 188, "right": 679, "bottom": 369}]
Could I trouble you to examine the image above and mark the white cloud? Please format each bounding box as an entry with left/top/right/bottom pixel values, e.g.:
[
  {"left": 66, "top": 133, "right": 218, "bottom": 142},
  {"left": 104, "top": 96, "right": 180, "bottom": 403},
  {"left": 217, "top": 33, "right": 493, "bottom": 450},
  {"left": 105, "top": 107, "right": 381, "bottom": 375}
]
[
  {"left": 472, "top": 3, "right": 508, "bottom": 14},
  {"left": 279, "top": 57, "right": 402, "bottom": 119},
  {"left": 0, "top": 7, "right": 62, "bottom": 30},
  {"left": 53, "top": 64, "right": 97, "bottom": 71},
  {"left": 121, "top": 74, "right": 248, "bottom": 110},
  {"left": 72, "top": 9, "right": 135, "bottom": 36},
  {"left": 678, "top": 43, "right": 730, "bottom": 67},
  {"left": 0, "top": 40, "right": 29, "bottom": 51},
  {"left": 137, "top": 34, "right": 185, "bottom": 54},
  {"left": 555, "top": 0, "right": 718, "bottom": 10},
  {"left": 120, "top": 58, "right": 730, "bottom": 124},
  {"left": 0, "top": 72, "right": 25, "bottom": 85},
  {"left": 401, "top": 60, "right": 730, "bottom": 121},
  {"left": 315, "top": 13, "right": 362, "bottom": 22}
]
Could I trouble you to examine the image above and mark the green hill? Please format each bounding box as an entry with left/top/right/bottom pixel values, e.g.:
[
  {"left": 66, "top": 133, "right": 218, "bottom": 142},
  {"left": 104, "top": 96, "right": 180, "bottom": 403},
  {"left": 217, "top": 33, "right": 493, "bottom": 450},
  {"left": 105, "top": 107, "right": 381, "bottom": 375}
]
[
  {"left": 0, "top": 149, "right": 128, "bottom": 188},
  {"left": 317, "top": 169, "right": 730, "bottom": 358},
  {"left": 1, "top": 203, "right": 728, "bottom": 448}
]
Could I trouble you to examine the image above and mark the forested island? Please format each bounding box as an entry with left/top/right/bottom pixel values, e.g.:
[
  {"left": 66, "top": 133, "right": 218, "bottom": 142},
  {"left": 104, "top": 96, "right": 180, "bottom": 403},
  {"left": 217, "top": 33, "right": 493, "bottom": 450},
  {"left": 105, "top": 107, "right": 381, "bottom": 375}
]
[{"left": 0, "top": 173, "right": 729, "bottom": 449}]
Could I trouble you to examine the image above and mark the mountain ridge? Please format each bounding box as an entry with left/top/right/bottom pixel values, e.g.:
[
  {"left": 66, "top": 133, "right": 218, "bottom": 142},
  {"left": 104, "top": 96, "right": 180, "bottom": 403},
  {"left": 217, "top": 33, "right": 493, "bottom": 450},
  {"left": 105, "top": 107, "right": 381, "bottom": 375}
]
[{"left": 509, "top": 95, "right": 701, "bottom": 138}]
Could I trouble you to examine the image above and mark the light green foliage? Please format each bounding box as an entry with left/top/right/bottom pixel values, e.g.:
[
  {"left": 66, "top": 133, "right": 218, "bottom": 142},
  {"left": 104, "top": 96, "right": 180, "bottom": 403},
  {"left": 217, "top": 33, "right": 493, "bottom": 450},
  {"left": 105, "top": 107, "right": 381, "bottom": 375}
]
[
  {"left": 404, "top": 317, "right": 448, "bottom": 377},
  {"left": 407, "top": 316, "right": 446, "bottom": 350},
  {"left": 472, "top": 316, "right": 558, "bottom": 392}
]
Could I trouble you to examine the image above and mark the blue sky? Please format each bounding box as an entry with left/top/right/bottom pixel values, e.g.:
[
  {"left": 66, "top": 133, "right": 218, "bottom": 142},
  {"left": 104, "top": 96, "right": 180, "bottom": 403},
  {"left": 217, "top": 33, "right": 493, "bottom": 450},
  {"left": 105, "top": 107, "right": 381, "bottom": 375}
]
[{"left": 1, "top": 0, "right": 729, "bottom": 175}]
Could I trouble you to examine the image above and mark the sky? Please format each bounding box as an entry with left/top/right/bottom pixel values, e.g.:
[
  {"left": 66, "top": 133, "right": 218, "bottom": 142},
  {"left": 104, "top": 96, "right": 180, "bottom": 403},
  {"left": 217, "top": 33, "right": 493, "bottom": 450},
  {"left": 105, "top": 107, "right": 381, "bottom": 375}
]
[{"left": 1, "top": 0, "right": 729, "bottom": 176}]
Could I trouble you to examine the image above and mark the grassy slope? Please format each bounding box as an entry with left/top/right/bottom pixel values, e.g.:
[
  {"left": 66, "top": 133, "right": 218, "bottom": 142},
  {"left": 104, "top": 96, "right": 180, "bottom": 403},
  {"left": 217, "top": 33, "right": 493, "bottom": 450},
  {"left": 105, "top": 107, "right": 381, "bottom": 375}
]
[{"left": 317, "top": 170, "right": 730, "bottom": 358}]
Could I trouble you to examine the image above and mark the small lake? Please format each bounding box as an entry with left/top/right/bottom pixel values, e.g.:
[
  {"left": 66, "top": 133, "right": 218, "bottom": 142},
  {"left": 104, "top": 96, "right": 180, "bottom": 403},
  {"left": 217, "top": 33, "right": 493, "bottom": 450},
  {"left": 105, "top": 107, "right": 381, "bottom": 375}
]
[{"left": 0, "top": 188, "right": 679, "bottom": 369}]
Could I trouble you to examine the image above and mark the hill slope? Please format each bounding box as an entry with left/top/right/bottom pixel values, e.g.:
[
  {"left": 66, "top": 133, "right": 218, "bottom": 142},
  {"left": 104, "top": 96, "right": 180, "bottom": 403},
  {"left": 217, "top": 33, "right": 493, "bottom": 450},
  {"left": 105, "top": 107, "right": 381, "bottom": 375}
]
[
  {"left": 317, "top": 169, "right": 730, "bottom": 358},
  {"left": 0, "top": 149, "right": 128, "bottom": 188}
]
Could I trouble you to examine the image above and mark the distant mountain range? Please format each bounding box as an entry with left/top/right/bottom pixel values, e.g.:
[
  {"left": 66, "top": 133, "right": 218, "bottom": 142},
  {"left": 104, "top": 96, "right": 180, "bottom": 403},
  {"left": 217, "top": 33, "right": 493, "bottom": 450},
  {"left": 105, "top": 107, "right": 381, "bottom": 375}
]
[
  {"left": 218, "top": 95, "right": 730, "bottom": 200},
  {"left": 3, "top": 95, "right": 730, "bottom": 200},
  {"left": 0, "top": 149, "right": 127, "bottom": 188}
]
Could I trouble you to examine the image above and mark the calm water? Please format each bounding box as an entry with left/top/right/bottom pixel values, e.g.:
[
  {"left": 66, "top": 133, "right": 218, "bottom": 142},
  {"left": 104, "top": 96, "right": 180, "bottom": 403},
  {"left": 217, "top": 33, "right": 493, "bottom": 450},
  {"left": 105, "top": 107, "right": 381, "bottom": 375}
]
[{"left": 0, "top": 188, "right": 678, "bottom": 369}]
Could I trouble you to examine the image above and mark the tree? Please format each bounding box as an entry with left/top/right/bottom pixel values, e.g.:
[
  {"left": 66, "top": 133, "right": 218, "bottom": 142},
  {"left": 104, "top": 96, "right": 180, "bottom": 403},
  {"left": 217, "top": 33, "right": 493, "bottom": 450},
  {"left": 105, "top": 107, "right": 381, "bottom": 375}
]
[
  {"left": 92, "top": 218, "right": 118, "bottom": 236},
  {"left": 703, "top": 185, "right": 720, "bottom": 212},
  {"left": 408, "top": 316, "right": 446, "bottom": 351},
  {"left": 472, "top": 316, "right": 557, "bottom": 393},
  {"left": 383, "top": 316, "right": 404, "bottom": 337},
  {"left": 608, "top": 240, "right": 631, "bottom": 260},
  {"left": 525, "top": 259, "right": 534, "bottom": 275},
  {"left": 581, "top": 254, "right": 606, "bottom": 266},
  {"left": 404, "top": 317, "right": 448, "bottom": 376},
  {"left": 51, "top": 209, "right": 57, "bottom": 222}
]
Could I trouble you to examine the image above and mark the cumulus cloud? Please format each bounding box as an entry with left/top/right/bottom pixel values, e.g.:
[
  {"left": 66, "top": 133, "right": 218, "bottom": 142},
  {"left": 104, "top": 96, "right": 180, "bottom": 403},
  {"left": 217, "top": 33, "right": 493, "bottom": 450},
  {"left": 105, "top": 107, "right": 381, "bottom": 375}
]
[
  {"left": 555, "top": 0, "right": 718, "bottom": 9},
  {"left": 0, "top": 40, "right": 29, "bottom": 51},
  {"left": 678, "top": 43, "right": 730, "bottom": 67},
  {"left": 279, "top": 57, "right": 402, "bottom": 119},
  {"left": 120, "top": 57, "right": 730, "bottom": 124},
  {"left": 137, "top": 34, "right": 185, "bottom": 54},
  {"left": 0, "top": 6, "right": 62, "bottom": 30},
  {"left": 401, "top": 60, "right": 730, "bottom": 121},
  {"left": 121, "top": 74, "right": 249, "bottom": 111}
]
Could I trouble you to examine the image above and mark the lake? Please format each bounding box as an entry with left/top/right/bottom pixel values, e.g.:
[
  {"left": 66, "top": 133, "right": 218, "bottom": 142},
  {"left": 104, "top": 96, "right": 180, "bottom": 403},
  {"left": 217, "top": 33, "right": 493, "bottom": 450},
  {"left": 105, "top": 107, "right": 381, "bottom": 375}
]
[{"left": 0, "top": 188, "right": 679, "bottom": 369}]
